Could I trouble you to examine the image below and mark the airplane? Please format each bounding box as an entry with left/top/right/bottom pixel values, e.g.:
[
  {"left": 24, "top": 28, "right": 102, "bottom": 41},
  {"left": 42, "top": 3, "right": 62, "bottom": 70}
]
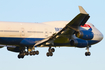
[{"left": 0, "top": 6, "right": 103, "bottom": 59}]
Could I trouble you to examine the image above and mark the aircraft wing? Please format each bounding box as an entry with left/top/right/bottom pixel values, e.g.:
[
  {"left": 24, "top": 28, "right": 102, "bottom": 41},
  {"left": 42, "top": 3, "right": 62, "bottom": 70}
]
[{"left": 34, "top": 6, "right": 90, "bottom": 47}]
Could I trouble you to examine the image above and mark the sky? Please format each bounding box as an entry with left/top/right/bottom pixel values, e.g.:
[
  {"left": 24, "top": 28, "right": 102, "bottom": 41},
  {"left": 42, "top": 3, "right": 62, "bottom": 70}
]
[{"left": 0, "top": 0, "right": 105, "bottom": 70}]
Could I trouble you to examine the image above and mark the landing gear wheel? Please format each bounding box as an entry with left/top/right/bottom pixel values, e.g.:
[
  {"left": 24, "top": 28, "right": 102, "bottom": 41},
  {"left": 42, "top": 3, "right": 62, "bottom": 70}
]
[
  {"left": 25, "top": 51, "right": 28, "bottom": 56},
  {"left": 18, "top": 55, "right": 21, "bottom": 59},
  {"left": 35, "top": 51, "right": 39, "bottom": 55},
  {"left": 22, "top": 52, "right": 25, "bottom": 56},
  {"left": 49, "top": 52, "right": 53, "bottom": 56},
  {"left": 33, "top": 51, "right": 36, "bottom": 55},
  {"left": 18, "top": 54, "right": 24, "bottom": 59},
  {"left": 21, "top": 55, "right": 24, "bottom": 58},
  {"left": 48, "top": 48, "right": 55, "bottom": 52},
  {"left": 51, "top": 48, "right": 55, "bottom": 52},
  {"left": 30, "top": 52, "right": 33, "bottom": 56},
  {"left": 85, "top": 52, "right": 91, "bottom": 56},
  {"left": 46, "top": 52, "right": 53, "bottom": 57},
  {"left": 46, "top": 52, "right": 50, "bottom": 57}
]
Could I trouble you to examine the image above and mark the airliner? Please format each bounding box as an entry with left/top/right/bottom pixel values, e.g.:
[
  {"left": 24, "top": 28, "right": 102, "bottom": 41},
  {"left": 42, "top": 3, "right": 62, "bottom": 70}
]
[{"left": 0, "top": 6, "right": 103, "bottom": 59}]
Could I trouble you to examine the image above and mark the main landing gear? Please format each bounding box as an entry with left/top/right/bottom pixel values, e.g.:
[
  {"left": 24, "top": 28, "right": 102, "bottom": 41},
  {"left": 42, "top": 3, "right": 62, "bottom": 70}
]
[
  {"left": 18, "top": 46, "right": 39, "bottom": 59},
  {"left": 46, "top": 46, "right": 55, "bottom": 57},
  {"left": 85, "top": 46, "right": 91, "bottom": 56}
]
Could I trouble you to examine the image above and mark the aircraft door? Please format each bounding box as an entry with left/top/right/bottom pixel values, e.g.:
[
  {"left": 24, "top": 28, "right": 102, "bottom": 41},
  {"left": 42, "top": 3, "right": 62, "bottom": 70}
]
[
  {"left": 21, "top": 28, "right": 25, "bottom": 37},
  {"left": 45, "top": 29, "right": 48, "bottom": 37}
]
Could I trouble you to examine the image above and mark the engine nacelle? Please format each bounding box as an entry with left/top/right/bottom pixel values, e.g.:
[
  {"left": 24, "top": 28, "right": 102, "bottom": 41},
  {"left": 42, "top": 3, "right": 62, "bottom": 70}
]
[
  {"left": 75, "top": 30, "right": 94, "bottom": 40},
  {"left": 7, "top": 47, "right": 21, "bottom": 52},
  {"left": 70, "top": 39, "right": 88, "bottom": 47}
]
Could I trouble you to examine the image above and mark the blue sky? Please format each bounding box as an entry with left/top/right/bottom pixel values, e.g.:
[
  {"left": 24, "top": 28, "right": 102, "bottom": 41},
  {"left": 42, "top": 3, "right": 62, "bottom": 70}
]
[{"left": 0, "top": 0, "right": 105, "bottom": 70}]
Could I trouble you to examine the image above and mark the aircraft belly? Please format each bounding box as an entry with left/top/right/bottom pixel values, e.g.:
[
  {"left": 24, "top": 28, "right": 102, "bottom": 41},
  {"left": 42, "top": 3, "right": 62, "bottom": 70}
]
[
  {"left": 0, "top": 37, "right": 22, "bottom": 45},
  {"left": 20, "top": 38, "right": 44, "bottom": 46}
]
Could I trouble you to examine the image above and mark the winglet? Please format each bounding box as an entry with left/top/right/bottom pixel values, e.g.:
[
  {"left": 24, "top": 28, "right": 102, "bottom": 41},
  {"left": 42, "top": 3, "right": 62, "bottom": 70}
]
[{"left": 79, "top": 6, "right": 88, "bottom": 14}]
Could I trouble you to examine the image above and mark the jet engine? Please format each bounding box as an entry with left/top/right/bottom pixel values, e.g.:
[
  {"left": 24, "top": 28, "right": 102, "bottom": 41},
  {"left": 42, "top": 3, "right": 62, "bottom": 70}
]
[
  {"left": 75, "top": 30, "right": 94, "bottom": 40},
  {"left": 7, "top": 47, "right": 21, "bottom": 52},
  {"left": 70, "top": 39, "right": 88, "bottom": 47}
]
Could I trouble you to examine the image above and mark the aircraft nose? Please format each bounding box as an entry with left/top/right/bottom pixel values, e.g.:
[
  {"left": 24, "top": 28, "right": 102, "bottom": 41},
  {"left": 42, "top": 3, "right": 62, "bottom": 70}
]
[{"left": 100, "top": 33, "right": 104, "bottom": 41}]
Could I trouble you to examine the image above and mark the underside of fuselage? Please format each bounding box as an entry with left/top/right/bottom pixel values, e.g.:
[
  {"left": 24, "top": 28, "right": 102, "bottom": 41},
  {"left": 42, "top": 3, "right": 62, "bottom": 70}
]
[
  {"left": 0, "top": 37, "right": 44, "bottom": 46},
  {"left": 0, "top": 37, "right": 100, "bottom": 47}
]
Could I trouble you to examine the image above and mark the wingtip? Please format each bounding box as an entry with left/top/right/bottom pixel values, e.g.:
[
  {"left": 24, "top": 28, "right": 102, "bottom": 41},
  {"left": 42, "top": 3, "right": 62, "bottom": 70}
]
[{"left": 78, "top": 6, "right": 88, "bottom": 14}]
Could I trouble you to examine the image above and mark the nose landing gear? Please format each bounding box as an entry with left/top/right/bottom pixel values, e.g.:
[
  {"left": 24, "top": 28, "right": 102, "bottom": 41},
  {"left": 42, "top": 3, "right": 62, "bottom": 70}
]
[{"left": 85, "top": 46, "right": 91, "bottom": 56}]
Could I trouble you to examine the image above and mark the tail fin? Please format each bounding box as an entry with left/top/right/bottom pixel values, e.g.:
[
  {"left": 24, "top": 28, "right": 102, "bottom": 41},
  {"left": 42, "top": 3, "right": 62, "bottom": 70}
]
[{"left": 79, "top": 6, "right": 88, "bottom": 14}]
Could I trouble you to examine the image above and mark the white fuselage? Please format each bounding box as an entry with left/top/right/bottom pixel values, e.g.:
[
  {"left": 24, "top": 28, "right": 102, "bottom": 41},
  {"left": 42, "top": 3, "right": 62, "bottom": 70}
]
[{"left": 0, "top": 21, "right": 103, "bottom": 47}]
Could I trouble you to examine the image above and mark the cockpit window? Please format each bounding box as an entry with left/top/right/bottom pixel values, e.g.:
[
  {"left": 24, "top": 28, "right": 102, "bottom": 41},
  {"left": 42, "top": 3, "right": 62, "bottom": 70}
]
[
  {"left": 90, "top": 23, "right": 94, "bottom": 27},
  {"left": 92, "top": 24, "right": 94, "bottom": 27}
]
